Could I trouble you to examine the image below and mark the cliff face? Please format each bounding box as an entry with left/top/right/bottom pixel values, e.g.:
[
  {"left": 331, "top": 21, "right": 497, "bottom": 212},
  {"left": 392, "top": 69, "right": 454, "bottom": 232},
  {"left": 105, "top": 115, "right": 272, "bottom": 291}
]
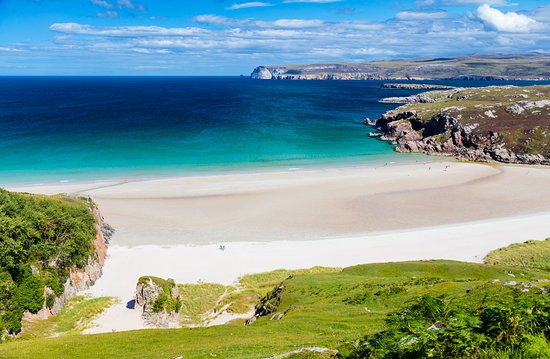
[
  {"left": 371, "top": 85, "right": 550, "bottom": 165},
  {"left": 24, "top": 203, "right": 113, "bottom": 320}
]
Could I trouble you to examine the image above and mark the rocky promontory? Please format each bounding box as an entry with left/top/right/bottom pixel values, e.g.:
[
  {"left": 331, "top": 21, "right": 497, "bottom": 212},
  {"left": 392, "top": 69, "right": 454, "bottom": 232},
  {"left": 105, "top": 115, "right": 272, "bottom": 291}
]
[{"left": 370, "top": 85, "right": 550, "bottom": 165}]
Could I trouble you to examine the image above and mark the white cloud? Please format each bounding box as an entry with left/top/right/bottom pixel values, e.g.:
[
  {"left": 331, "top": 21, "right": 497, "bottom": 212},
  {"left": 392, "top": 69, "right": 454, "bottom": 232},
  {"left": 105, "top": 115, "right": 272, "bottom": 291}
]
[
  {"left": 50, "top": 23, "right": 207, "bottom": 36},
  {"left": 396, "top": 11, "right": 448, "bottom": 20},
  {"left": 91, "top": 0, "right": 113, "bottom": 9},
  {"left": 195, "top": 15, "right": 235, "bottom": 25},
  {"left": 477, "top": 5, "right": 541, "bottom": 33},
  {"left": 270, "top": 19, "right": 324, "bottom": 28},
  {"left": 228, "top": 2, "right": 272, "bottom": 10},
  {"left": 0, "top": 46, "right": 24, "bottom": 52},
  {"left": 44, "top": 9, "right": 549, "bottom": 74}
]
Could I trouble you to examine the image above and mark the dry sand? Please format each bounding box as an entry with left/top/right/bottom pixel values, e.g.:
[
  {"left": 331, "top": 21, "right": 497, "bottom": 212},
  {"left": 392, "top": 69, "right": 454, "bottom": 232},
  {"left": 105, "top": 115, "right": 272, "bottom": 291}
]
[{"left": 9, "top": 160, "right": 550, "bottom": 333}]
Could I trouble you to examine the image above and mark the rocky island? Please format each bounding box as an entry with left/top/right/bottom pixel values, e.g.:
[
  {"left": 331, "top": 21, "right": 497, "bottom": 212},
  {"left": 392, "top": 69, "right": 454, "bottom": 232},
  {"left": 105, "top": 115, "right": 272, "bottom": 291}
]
[
  {"left": 370, "top": 85, "right": 550, "bottom": 165},
  {"left": 251, "top": 54, "right": 550, "bottom": 81}
]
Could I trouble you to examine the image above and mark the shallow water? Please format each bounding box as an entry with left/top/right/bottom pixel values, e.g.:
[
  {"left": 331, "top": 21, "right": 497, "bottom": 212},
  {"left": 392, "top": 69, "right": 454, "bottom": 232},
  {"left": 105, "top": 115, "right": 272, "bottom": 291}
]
[{"left": 0, "top": 77, "right": 546, "bottom": 184}]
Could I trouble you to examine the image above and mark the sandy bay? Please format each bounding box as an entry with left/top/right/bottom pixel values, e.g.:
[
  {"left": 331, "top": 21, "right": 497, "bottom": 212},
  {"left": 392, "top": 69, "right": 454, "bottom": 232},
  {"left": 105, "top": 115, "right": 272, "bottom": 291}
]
[{"left": 7, "top": 160, "right": 550, "bottom": 333}]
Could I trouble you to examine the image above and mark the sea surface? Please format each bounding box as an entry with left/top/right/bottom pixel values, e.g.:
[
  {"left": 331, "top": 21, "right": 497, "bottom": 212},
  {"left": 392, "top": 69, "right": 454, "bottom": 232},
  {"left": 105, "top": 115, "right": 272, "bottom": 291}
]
[{"left": 0, "top": 77, "right": 546, "bottom": 185}]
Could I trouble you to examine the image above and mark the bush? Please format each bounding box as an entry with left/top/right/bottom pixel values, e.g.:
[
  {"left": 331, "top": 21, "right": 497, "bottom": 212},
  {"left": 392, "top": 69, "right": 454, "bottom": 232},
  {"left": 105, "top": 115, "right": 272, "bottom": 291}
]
[
  {"left": 345, "top": 292, "right": 550, "bottom": 359},
  {"left": 0, "top": 189, "right": 97, "bottom": 337}
]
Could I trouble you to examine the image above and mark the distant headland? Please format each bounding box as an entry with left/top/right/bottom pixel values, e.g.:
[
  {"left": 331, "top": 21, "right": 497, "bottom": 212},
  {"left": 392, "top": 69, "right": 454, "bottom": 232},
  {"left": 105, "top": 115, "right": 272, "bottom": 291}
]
[{"left": 250, "top": 54, "right": 550, "bottom": 81}]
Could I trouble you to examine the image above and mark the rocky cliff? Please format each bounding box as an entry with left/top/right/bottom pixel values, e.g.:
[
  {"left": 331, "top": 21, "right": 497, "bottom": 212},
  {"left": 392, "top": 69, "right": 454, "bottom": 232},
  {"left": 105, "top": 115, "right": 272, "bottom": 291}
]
[
  {"left": 135, "top": 277, "right": 181, "bottom": 328},
  {"left": 370, "top": 85, "right": 550, "bottom": 165},
  {"left": 251, "top": 54, "right": 550, "bottom": 81},
  {"left": 24, "top": 202, "right": 113, "bottom": 320}
]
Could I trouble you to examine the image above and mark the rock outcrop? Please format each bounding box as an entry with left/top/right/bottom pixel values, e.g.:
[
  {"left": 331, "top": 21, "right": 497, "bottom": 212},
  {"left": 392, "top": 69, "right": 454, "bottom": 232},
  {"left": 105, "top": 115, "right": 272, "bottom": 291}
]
[
  {"left": 135, "top": 277, "right": 181, "bottom": 328},
  {"left": 373, "top": 110, "right": 550, "bottom": 165},
  {"left": 370, "top": 85, "right": 550, "bottom": 165},
  {"left": 246, "top": 283, "right": 294, "bottom": 325}
]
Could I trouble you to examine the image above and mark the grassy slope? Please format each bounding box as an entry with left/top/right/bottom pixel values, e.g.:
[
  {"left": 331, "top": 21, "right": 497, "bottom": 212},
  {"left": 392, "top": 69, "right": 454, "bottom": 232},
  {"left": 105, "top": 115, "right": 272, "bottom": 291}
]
[
  {"left": 485, "top": 238, "right": 550, "bottom": 272},
  {"left": 19, "top": 296, "right": 116, "bottom": 340},
  {"left": 265, "top": 55, "right": 550, "bottom": 79},
  {"left": 393, "top": 85, "right": 550, "bottom": 156},
  {"left": 1, "top": 259, "right": 549, "bottom": 359}
]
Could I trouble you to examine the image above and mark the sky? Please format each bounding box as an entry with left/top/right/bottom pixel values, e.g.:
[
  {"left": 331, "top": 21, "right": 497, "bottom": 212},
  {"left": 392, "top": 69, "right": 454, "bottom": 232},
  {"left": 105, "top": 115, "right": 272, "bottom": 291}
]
[{"left": 0, "top": 0, "right": 549, "bottom": 75}]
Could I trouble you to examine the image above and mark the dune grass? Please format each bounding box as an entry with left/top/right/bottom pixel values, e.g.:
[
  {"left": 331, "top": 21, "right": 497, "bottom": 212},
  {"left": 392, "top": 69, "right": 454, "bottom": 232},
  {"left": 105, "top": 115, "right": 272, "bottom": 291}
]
[
  {"left": 18, "top": 295, "right": 116, "bottom": 340},
  {"left": 485, "top": 238, "right": 550, "bottom": 272},
  {"left": 1, "top": 260, "right": 548, "bottom": 358}
]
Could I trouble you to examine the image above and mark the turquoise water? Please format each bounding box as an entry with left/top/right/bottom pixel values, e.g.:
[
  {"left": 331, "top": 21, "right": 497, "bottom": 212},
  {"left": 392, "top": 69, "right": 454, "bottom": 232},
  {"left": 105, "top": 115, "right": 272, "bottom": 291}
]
[{"left": 0, "top": 77, "right": 545, "bottom": 185}]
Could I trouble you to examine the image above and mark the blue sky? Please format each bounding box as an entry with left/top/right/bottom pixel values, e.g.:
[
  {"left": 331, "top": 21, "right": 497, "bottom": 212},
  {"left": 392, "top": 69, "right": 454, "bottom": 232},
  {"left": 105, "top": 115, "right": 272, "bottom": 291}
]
[{"left": 0, "top": 0, "right": 549, "bottom": 75}]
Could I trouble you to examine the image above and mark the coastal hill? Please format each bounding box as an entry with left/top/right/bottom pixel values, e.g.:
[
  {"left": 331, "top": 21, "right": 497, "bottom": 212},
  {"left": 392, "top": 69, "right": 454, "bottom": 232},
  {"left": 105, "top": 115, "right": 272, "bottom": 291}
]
[
  {"left": 250, "top": 54, "right": 550, "bottom": 81},
  {"left": 370, "top": 85, "right": 550, "bottom": 165}
]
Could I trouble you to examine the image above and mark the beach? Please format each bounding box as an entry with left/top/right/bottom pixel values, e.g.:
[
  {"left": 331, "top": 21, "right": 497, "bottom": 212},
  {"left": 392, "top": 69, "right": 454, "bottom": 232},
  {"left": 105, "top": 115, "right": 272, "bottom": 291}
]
[{"left": 8, "top": 160, "right": 550, "bottom": 333}]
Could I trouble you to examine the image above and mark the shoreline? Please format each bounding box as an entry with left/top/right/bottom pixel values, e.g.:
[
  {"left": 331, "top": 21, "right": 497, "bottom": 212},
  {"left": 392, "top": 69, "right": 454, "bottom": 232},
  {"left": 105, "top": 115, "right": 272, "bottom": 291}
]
[{"left": 9, "top": 160, "right": 550, "bottom": 333}]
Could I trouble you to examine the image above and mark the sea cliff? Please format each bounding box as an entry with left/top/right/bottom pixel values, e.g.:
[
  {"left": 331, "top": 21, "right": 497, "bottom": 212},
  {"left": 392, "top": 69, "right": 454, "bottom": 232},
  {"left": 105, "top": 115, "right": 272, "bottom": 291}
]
[{"left": 369, "top": 85, "right": 550, "bottom": 165}]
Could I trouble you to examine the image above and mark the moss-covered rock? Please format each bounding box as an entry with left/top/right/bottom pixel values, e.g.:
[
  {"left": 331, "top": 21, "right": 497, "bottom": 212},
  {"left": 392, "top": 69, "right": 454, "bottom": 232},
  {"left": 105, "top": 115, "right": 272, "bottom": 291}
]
[{"left": 135, "top": 276, "right": 181, "bottom": 328}]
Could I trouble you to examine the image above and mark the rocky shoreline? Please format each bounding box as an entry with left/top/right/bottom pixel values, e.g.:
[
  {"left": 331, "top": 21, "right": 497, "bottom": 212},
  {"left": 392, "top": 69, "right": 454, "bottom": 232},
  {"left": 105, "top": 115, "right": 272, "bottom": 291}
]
[{"left": 367, "top": 86, "right": 550, "bottom": 166}]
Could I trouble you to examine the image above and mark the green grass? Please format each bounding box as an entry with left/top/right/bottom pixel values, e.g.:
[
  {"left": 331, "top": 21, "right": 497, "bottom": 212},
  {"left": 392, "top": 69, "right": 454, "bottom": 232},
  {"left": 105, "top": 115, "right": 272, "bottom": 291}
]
[
  {"left": 1, "top": 260, "right": 548, "bottom": 358},
  {"left": 178, "top": 283, "right": 234, "bottom": 323},
  {"left": 485, "top": 238, "right": 550, "bottom": 272},
  {"left": 17, "top": 295, "right": 116, "bottom": 340}
]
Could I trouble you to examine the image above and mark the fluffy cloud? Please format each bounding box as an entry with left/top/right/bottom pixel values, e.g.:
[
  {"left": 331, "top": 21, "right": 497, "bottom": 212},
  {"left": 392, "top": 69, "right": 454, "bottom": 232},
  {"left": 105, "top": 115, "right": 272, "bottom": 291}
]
[
  {"left": 39, "top": 5, "right": 550, "bottom": 75},
  {"left": 477, "top": 5, "right": 541, "bottom": 33}
]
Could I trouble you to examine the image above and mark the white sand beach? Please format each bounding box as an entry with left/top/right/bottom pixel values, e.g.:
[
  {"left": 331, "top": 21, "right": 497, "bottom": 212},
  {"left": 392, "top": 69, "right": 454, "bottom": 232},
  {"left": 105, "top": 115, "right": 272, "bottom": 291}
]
[{"left": 8, "top": 160, "right": 550, "bottom": 333}]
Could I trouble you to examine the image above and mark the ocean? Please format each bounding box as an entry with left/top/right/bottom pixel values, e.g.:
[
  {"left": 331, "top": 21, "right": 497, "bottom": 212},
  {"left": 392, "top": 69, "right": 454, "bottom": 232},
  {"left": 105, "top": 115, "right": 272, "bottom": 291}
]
[{"left": 0, "top": 77, "right": 545, "bottom": 184}]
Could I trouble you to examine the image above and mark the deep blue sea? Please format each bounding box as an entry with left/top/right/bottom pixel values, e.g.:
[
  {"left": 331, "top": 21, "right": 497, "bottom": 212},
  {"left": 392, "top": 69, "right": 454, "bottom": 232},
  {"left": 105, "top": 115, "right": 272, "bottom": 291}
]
[{"left": 0, "top": 77, "right": 546, "bottom": 185}]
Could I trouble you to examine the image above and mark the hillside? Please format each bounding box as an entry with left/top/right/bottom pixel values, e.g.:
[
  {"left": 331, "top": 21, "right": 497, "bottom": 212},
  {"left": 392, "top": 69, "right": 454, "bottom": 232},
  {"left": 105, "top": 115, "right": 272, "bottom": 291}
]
[
  {"left": 1, "top": 238, "right": 549, "bottom": 358},
  {"left": 370, "top": 85, "right": 550, "bottom": 165},
  {"left": 0, "top": 189, "right": 107, "bottom": 340},
  {"left": 250, "top": 54, "right": 550, "bottom": 81}
]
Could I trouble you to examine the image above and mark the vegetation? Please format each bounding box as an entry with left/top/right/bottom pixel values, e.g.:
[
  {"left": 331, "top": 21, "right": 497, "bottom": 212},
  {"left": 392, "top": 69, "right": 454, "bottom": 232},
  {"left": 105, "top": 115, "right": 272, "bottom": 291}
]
[
  {"left": 1, "top": 257, "right": 548, "bottom": 358},
  {"left": 138, "top": 276, "right": 181, "bottom": 314},
  {"left": 18, "top": 295, "right": 116, "bottom": 339},
  {"left": 0, "top": 189, "right": 97, "bottom": 337},
  {"left": 486, "top": 238, "right": 550, "bottom": 272}
]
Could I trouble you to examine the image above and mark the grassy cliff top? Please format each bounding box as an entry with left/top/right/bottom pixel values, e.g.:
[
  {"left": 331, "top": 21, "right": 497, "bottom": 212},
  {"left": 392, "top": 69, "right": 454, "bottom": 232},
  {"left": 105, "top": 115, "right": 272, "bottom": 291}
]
[{"left": 389, "top": 85, "right": 550, "bottom": 156}]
